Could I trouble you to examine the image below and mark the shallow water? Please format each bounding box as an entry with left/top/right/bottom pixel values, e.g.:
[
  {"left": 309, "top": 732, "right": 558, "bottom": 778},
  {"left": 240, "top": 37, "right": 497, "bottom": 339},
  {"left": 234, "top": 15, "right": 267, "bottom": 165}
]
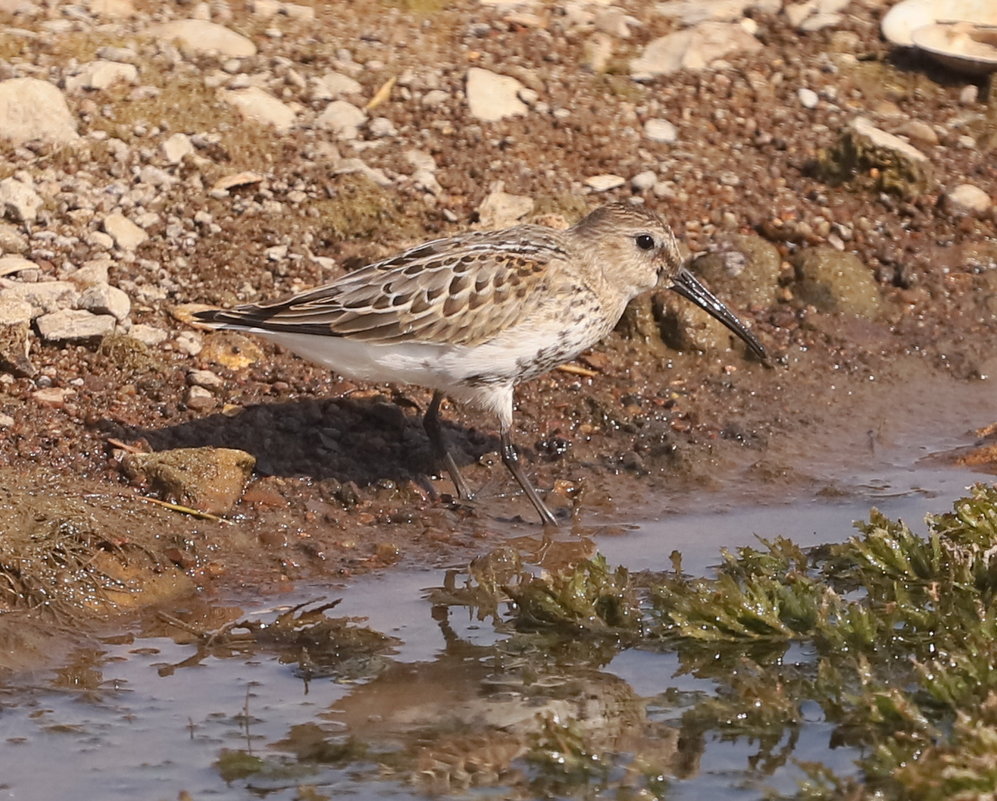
[{"left": 0, "top": 409, "right": 992, "bottom": 800}]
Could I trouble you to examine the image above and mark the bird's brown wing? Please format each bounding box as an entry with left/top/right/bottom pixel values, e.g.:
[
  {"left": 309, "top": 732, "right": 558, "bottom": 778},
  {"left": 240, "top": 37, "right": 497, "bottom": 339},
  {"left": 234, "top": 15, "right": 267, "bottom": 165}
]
[{"left": 196, "top": 227, "right": 570, "bottom": 346}]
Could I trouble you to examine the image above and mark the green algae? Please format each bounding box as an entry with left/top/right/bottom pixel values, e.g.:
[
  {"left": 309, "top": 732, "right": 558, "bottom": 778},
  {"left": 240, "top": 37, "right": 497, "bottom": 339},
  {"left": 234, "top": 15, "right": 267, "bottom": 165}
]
[{"left": 434, "top": 484, "right": 997, "bottom": 800}]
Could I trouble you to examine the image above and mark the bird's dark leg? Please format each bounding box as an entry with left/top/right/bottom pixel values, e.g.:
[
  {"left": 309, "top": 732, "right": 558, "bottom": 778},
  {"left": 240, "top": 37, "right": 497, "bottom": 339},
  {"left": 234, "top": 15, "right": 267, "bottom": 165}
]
[
  {"left": 499, "top": 428, "right": 559, "bottom": 527},
  {"left": 423, "top": 390, "right": 474, "bottom": 501}
]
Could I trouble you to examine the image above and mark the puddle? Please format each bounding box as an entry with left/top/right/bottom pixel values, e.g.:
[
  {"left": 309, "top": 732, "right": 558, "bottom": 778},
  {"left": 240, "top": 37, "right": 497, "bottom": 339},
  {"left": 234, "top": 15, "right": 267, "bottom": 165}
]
[{"left": 0, "top": 408, "right": 994, "bottom": 800}]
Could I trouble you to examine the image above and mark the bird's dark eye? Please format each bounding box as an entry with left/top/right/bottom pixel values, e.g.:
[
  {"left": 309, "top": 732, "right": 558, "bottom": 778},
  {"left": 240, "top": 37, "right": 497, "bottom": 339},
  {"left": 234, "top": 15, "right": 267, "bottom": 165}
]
[{"left": 635, "top": 234, "right": 655, "bottom": 251}]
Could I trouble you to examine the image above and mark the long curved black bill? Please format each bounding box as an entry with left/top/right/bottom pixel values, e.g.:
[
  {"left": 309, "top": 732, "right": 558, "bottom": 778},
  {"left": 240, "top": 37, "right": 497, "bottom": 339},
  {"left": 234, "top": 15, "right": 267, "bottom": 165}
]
[{"left": 670, "top": 267, "right": 769, "bottom": 363}]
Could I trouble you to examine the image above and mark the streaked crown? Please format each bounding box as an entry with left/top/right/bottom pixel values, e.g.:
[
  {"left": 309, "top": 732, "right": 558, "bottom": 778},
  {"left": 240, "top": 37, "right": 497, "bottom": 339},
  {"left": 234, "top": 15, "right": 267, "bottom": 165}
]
[{"left": 570, "top": 202, "right": 682, "bottom": 294}]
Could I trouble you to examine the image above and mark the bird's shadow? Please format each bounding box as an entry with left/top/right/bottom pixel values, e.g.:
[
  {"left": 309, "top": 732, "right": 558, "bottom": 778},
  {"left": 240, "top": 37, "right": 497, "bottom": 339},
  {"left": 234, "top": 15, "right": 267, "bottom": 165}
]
[{"left": 104, "top": 395, "right": 499, "bottom": 489}]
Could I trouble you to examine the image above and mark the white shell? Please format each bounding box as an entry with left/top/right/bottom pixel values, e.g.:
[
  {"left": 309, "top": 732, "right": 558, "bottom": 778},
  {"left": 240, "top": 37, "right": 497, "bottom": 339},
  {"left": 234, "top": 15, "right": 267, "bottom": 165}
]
[
  {"left": 881, "top": 0, "right": 997, "bottom": 47},
  {"left": 911, "top": 22, "right": 997, "bottom": 75}
]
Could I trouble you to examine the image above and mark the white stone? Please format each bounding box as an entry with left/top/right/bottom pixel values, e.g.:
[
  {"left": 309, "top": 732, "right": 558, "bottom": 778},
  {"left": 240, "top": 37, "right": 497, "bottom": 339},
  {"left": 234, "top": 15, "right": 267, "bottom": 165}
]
[
  {"left": 149, "top": 20, "right": 257, "bottom": 57},
  {"left": 65, "top": 61, "right": 139, "bottom": 93},
  {"left": 162, "top": 132, "right": 195, "bottom": 163},
  {"left": 316, "top": 100, "right": 366, "bottom": 139},
  {"left": 655, "top": 0, "right": 753, "bottom": 25},
  {"left": 318, "top": 71, "right": 363, "bottom": 98},
  {"left": 644, "top": 118, "right": 678, "bottom": 143},
  {"left": 850, "top": 116, "right": 928, "bottom": 163},
  {"left": 0, "top": 256, "right": 38, "bottom": 277},
  {"left": 585, "top": 174, "right": 626, "bottom": 192},
  {"left": 943, "top": 183, "right": 992, "bottom": 216},
  {"left": 0, "top": 298, "right": 32, "bottom": 326},
  {"left": 0, "top": 281, "right": 79, "bottom": 317},
  {"left": 188, "top": 368, "right": 224, "bottom": 389},
  {"left": 0, "top": 177, "right": 42, "bottom": 223},
  {"left": 477, "top": 184, "right": 535, "bottom": 229},
  {"left": 66, "top": 260, "right": 110, "bottom": 286},
  {"left": 798, "top": 87, "right": 819, "bottom": 108},
  {"left": 422, "top": 89, "right": 449, "bottom": 107},
  {"left": 465, "top": 68, "right": 529, "bottom": 122},
  {"left": 78, "top": 283, "right": 131, "bottom": 321},
  {"left": 36, "top": 309, "right": 116, "bottom": 341},
  {"left": 284, "top": 3, "right": 315, "bottom": 20},
  {"left": 630, "top": 22, "right": 762, "bottom": 78},
  {"left": 631, "top": 170, "right": 657, "bottom": 191},
  {"left": 784, "top": 0, "right": 816, "bottom": 28},
  {"left": 89, "top": 0, "right": 137, "bottom": 17},
  {"left": 223, "top": 87, "right": 297, "bottom": 133},
  {"left": 249, "top": 0, "right": 281, "bottom": 16},
  {"left": 128, "top": 324, "right": 169, "bottom": 347},
  {"left": 0, "top": 78, "right": 79, "bottom": 146},
  {"left": 368, "top": 116, "right": 397, "bottom": 138},
  {"left": 584, "top": 32, "right": 614, "bottom": 73},
  {"left": 102, "top": 213, "right": 149, "bottom": 250},
  {"left": 332, "top": 158, "right": 393, "bottom": 187}
]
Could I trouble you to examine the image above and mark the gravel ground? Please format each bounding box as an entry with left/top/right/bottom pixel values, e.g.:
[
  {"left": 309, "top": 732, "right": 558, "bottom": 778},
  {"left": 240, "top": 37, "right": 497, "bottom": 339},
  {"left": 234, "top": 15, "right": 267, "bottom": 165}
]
[{"left": 0, "top": 0, "right": 994, "bottom": 636}]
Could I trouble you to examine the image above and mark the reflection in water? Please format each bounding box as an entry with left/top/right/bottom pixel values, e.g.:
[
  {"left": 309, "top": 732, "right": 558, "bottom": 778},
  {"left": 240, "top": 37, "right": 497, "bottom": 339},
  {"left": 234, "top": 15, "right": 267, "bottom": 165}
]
[{"left": 0, "top": 455, "right": 991, "bottom": 799}]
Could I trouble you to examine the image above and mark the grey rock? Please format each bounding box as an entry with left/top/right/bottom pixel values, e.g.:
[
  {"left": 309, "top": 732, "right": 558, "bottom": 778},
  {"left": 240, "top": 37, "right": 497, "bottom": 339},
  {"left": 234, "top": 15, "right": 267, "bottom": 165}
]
[
  {"left": 36, "top": 309, "right": 116, "bottom": 341},
  {"left": 631, "top": 22, "right": 762, "bottom": 78},
  {"left": 223, "top": 87, "right": 297, "bottom": 133},
  {"left": 644, "top": 118, "right": 678, "bottom": 143},
  {"left": 1, "top": 281, "right": 79, "bottom": 317},
  {"left": 148, "top": 20, "right": 257, "bottom": 57},
  {"left": 0, "top": 176, "right": 42, "bottom": 223},
  {"left": 690, "top": 234, "right": 781, "bottom": 309},
  {"left": 102, "top": 213, "right": 148, "bottom": 250},
  {"left": 162, "top": 132, "right": 195, "bottom": 163},
  {"left": 465, "top": 68, "right": 528, "bottom": 122},
  {"left": 478, "top": 184, "right": 534, "bottom": 229},
  {"left": 121, "top": 447, "right": 256, "bottom": 516},
  {"left": 798, "top": 87, "right": 819, "bottom": 108},
  {"left": 316, "top": 100, "right": 366, "bottom": 139},
  {"left": 793, "top": 247, "right": 882, "bottom": 318},
  {"left": 128, "top": 324, "right": 169, "bottom": 347},
  {"left": 78, "top": 283, "right": 131, "bottom": 321},
  {"left": 631, "top": 170, "right": 658, "bottom": 191},
  {"left": 0, "top": 78, "right": 79, "bottom": 146},
  {"left": 0, "top": 298, "right": 33, "bottom": 376},
  {"left": 585, "top": 174, "right": 626, "bottom": 192},
  {"left": 65, "top": 61, "right": 139, "bottom": 93},
  {"left": 943, "top": 183, "right": 992, "bottom": 216}
]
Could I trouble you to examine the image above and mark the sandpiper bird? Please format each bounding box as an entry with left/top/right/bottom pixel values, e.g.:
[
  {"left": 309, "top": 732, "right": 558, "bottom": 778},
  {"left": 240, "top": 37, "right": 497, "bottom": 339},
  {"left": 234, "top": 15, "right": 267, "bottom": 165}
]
[{"left": 193, "top": 202, "right": 767, "bottom": 526}]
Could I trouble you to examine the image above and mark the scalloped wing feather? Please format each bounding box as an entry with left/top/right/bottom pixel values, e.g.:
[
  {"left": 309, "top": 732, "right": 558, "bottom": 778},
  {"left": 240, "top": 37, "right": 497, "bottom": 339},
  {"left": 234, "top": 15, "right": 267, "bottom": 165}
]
[{"left": 200, "top": 227, "right": 569, "bottom": 347}]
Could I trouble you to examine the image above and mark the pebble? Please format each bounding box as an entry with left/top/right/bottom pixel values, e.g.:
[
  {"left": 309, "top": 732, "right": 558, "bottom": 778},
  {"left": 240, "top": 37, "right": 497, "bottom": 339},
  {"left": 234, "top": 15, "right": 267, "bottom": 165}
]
[
  {"left": 223, "top": 87, "right": 297, "bottom": 133},
  {"left": 1, "top": 281, "right": 79, "bottom": 317},
  {"left": 943, "top": 184, "right": 992, "bottom": 216},
  {"left": 32, "top": 387, "right": 75, "bottom": 408},
  {"left": 0, "top": 176, "right": 42, "bottom": 223},
  {"left": 631, "top": 170, "right": 657, "bottom": 191},
  {"left": 316, "top": 71, "right": 363, "bottom": 99},
  {"left": 78, "top": 283, "right": 131, "bottom": 321},
  {"left": 0, "top": 78, "right": 80, "bottom": 146},
  {"left": 798, "top": 87, "right": 819, "bottom": 109},
  {"left": 187, "top": 368, "right": 224, "bottom": 389},
  {"left": 148, "top": 20, "right": 257, "bottom": 57},
  {"left": 103, "top": 213, "right": 149, "bottom": 250},
  {"left": 36, "top": 309, "right": 116, "bottom": 341},
  {"left": 129, "top": 324, "right": 169, "bottom": 347},
  {"left": 477, "top": 184, "right": 535, "bottom": 229},
  {"left": 644, "top": 118, "right": 678, "bottom": 143},
  {"left": 162, "top": 132, "right": 194, "bottom": 163},
  {"left": 316, "top": 99, "right": 366, "bottom": 139},
  {"left": 65, "top": 61, "right": 139, "bottom": 93},
  {"left": 585, "top": 174, "right": 626, "bottom": 192},
  {"left": 895, "top": 120, "right": 938, "bottom": 145},
  {"left": 630, "top": 23, "right": 762, "bottom": 78},
  {"left": 465, "top": 67, "right": 528, "bottom": 122}
]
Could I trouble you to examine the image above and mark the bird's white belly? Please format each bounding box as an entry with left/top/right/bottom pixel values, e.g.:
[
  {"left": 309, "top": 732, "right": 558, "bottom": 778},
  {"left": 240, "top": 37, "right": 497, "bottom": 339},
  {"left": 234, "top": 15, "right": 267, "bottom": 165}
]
[{"left": 240, "top": 326, "right": 580, "bottom": 393}]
